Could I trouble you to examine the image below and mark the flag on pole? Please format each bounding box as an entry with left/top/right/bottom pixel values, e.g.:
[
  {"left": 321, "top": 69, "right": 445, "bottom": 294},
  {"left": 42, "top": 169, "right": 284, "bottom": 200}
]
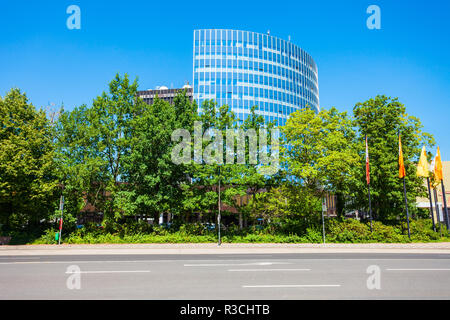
[
  {"left": 430, "top": 156, "right": 436, "bottom": 174},
  {"left": 435, "top": 147, "right": 449, "bottom": 230},
  {"left": 398, "top": 132, "right": 411, "bottom": 239},
  {"left": 429, "top": 154, "right": 441, "bottom": 225},
  {"left": 365, "top": 135, "right": 370, "bottom": 185},
  {"left": 416, "top": 146, "right": 429, "bottom": 178},
  {"left": 365, "top": 135, "right": 373, "bottom": 231},
  {"left": 429, "top": 152, "right": 442, "bottom": 188},
  {"left": 399, "top": 134, "right": 406, "bottom": 179},
  {"left": 418, "top": 146, "right": 437, "bottom": 231},
  {"left": 434, "top": 147, "right": 443, "bottom": 183}
]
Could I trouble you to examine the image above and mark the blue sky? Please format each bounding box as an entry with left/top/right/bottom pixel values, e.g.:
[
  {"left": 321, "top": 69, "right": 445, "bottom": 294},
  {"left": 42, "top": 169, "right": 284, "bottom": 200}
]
[{"left": 1, "top": 0, "right": 449, "bottom": 159}]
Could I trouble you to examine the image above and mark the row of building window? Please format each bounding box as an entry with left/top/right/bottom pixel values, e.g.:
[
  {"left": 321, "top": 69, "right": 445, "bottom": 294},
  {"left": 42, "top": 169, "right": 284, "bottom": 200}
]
[
  {"left": 195, "top": 98, "right": 309, "bottom": 115},
  {"left": 194, "top": 83, "right": 318, "bottom": 106},
  {"left": 195, "top": 93, "right": 316, "bottom": 113},
  {"left": 194, "top": 47, "right": 317, "bottom": 77},
  {"left": 194, "top": 57, "right": 317, "bottom": 86},
  {"left": 194, "top": 29, "right": 316, "bottom": 70},
  {"left": 194, "top": 69, "right": 318, "bottom": 96},
  {"left": 196, "top": 103, "right": 290, "bottom": 128}
]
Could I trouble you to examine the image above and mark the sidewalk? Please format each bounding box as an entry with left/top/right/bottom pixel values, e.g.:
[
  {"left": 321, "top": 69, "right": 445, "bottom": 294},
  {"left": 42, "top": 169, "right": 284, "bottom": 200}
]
[{"left": 1, "top": 242, "right": 450, "bottom": 255}]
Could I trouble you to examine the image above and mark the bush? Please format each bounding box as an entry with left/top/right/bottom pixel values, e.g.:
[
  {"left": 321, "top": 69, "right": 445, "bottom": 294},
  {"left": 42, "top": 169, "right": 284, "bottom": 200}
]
[
  {"left": 30, "top": 218, "right": 450, "bottom": 244},
  {"left": 179, "top": 223, "right": 210, "bottom": 236},
  {"left": 31, "top": 229, "right": 59, "bottom": 244},
  {"left": 305, "top": 228, "right": 323, "bottom": 243}
]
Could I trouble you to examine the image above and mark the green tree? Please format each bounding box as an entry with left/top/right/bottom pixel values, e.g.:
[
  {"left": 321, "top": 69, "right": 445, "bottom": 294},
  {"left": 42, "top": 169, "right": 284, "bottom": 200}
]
[
  {"left": 281, "top": 106, "right": 359, "bottom": 217},
  {"left": 183, "top": 100, "right": 238, "bottom": 224},
  {"left": 123, "top": 90, "right": 197, "bottom": 223},
  {"left": 352, "top": 95, "right": 434, "bottom": 222},
  {"left": 55, "top": 74, "right": 146, "bottom": 229},
  {"left": 0, "top": 89, "right": 59, "bottom": 231},
  {"left": 225, "top": 105, "right": 280, "bottom": 229},
  {"left": 55, "top": 104, "right": 109, "bottom": 230}
]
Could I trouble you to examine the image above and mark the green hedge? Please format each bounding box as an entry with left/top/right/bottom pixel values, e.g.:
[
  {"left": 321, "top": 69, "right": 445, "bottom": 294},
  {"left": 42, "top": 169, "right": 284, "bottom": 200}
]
[{"left": 29, "top": 218, "right": 450, "bottom": 244}]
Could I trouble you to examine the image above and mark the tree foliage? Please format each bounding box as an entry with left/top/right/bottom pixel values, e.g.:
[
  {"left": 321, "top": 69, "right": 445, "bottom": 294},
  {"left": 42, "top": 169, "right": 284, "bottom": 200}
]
[
  {"left": 0, "top": 89, "right": 58, "bottom": 230},
  {"left": 0, "top": 76, "right": 438, "bottom": 241},
  {"left": 351, "top": 95, "right": 434, "bottom": 222}
]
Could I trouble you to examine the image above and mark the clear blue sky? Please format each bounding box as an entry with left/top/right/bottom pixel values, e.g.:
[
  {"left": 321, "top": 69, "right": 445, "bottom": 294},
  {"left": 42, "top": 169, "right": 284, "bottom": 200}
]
[{"left": 1, "top": 0, "right": 449, "bottom": 159}]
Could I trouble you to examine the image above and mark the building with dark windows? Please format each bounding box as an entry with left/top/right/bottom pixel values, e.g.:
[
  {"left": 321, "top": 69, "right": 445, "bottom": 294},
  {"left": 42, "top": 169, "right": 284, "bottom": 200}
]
[
  {"left": 193, "top": 29, "right": 319, "bottom": 127},
  {"left": 137, "top": 85, "right": 193, "bottom": 105}
]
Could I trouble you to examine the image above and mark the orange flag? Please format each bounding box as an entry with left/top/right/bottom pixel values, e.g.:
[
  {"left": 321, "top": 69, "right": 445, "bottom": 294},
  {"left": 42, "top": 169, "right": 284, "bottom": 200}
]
[
  {"left": 365, "top": 135, "right": 370, "bottom": 185},
  {"left": 399, "top": 134, "right": 406, "bottom": 179},
  {"left": 434, "top": 147, "right": 443, "bottom": 183}
]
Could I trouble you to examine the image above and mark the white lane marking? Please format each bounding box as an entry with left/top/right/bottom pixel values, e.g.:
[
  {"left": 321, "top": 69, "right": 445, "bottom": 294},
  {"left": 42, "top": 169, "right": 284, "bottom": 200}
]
[
  {"left": 0, "top": 256, "right": 41, "bottom": 260},
  {"left": 65, "top": 270, "right": 151, "bottom": 274},
  {"left": 217, "top": 255, "right": 273, "bottom": 257},
  {"left": 229, "top": 269, "right": 310, "bottom": 272},
  {"left": 228, "top": 269, "right": 311, "bottom": 272},
  {"left": 242, "top": 284, "right": 341, "bottom": 288},
  {"left": 386, "top": 268, "right": 450, "bottom": 271},
  {"left": 184, "top": 262, "right": 291, "bottom": 267},
  {"left": 0, "top": 260, "right": 178, "bottom": 265}
]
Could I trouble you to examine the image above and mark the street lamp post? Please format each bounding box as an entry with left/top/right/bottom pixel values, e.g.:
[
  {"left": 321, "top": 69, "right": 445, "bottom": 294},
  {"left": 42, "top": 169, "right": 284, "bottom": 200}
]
[
  {"left": 218, "top": 166, "right": 221, "bottom": 246},
  {"left": 58, "top": 196, "right": 64, "bottom": 245},
  {"left": 321, "top": 197, "right": 326, "bottom": 244}
]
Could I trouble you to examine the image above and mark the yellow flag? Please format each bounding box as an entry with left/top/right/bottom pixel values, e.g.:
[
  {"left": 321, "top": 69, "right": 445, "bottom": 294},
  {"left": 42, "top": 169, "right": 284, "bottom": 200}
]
[
  {"left": 434, "top": 147, "right": 443, "bottom": 183},
  {"left": 399, "top": 135, "right": 406, "bottom": 179},
  {"left": 430, "top": 156, "right": 439, "bottom": 188},
  {"left": 416, "top": 146, "right": 429, "bottom": 178}
]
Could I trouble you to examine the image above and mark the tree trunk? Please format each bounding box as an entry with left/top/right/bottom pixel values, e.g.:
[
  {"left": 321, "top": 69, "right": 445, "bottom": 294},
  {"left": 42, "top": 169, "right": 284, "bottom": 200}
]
[{"left": 336, "top": 192, "right": 345, "bottom": 219}]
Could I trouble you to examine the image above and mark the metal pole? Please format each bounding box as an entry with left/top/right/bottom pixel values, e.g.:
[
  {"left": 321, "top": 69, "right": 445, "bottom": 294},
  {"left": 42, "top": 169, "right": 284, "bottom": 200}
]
[
  {"left": 321, "top": 198, "right": 326, "bottom": 244},
  {"left": 368, "top": 183, "right": 373, "bottom": 232},
  {"left": 441, "top": 181, "right": 449, "bottom": 231},
  {"left": 433, "top": 188, "right": 442, "bottom": 236},
  {"left": 218, "top": 166, "right": 221, "bottom": 246},
  {"left": 58, "top": 196, "right": 64, "bottom": 245},
  {"left": 402, "top": 177, "right": 411, "bottom": 240},
  {"left": 427, "top": 177, "right": 436, "bottom": 232},
  {"left": 366, "top": 134, "right": 373, "bottom": 231}
]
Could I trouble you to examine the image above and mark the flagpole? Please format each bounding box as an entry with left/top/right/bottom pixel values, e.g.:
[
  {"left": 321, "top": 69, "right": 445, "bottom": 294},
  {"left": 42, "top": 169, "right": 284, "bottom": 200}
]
[
  {"left": 433, "top": 187, "right": 442, "bottom": 236},
  {"left": 368, "top": 183, "right": 373, "bottom": 232},
  {"left": 398, "top": 132, "right": 411, "bottom": 240},
  {"left": 217, "top": 165, "right": 221, "bottom": 246},
  {"left": 441, "top": 181, "right": 449, "bottom": 231},
  {"left": 321, "top": 198, "right": 326, "bottom": 244},
  {"left": 365, "top": 135, "right": 373, "bottom": 232},
  {"left": 403, "top": 177, "right": 411, "bottom": 240},
  {"left": 427, "top": 177, "right": 436, "bottom": 232},
  {"left": 58, "top": 195, "right": 64, "bottom": 245}
]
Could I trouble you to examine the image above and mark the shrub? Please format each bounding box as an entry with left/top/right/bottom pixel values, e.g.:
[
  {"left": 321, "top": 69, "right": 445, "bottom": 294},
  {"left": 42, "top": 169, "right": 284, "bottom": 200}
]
[{"left": 30, "top": 218, "right": 450, "bottom": 244}]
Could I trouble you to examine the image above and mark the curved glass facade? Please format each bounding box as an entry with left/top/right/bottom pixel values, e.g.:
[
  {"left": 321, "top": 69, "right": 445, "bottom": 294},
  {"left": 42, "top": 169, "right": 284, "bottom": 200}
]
[{"left": 193, "top": 29, "right": 319, "bottom": 126}]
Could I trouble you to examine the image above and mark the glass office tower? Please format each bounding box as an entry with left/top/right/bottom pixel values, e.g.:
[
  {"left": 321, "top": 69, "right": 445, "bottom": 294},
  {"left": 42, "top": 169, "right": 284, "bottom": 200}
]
[{"left": 193, "top": 29, "right": 319, "bottom": 126}]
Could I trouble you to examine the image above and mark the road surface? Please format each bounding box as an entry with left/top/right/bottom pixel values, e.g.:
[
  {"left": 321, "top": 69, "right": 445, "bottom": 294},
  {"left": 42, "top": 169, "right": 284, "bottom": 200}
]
[{"left": 1, "top": 252, "right": 450, "bottom": 299}]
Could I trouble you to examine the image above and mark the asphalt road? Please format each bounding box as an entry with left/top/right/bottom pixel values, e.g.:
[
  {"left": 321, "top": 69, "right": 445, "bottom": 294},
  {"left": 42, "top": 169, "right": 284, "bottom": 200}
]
[{"left": 1, "top": 253, "right": 450, "bottom": 299}]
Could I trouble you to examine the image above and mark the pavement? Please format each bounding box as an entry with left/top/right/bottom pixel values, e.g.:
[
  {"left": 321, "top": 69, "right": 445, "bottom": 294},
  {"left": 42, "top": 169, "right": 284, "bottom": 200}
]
[
  {"left": 1, "top": 243, "right": 450, "bottom": 299},
  {"left": 2, "top": 242, "right": 450, "bottom": 255}
]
